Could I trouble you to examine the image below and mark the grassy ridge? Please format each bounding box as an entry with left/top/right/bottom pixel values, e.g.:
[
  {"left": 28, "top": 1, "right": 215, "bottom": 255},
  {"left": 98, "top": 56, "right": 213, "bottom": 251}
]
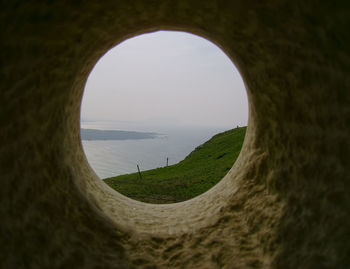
[{"left": 103, "top": 126, "right": 246, "bottom": 204}]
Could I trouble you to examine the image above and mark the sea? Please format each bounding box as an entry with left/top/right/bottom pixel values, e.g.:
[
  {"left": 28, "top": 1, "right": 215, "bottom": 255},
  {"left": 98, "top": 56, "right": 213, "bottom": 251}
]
[{"left": 81, "top": 121, "right": 230, "bottom": 179}]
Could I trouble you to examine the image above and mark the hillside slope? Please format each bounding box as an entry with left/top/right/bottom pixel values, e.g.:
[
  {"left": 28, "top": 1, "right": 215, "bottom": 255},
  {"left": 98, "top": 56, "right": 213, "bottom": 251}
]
[{"left": 104, "top": 126, "right": 246, "bottom": 204}]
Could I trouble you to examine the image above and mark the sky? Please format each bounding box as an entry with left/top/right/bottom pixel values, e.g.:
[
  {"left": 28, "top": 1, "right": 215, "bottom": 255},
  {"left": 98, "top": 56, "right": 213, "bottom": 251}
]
[{"left": 81, "top": 30, "right": 248, "bottom": 130}]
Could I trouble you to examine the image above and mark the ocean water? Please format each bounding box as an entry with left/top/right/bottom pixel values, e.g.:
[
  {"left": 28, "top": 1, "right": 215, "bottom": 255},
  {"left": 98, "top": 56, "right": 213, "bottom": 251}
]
[{"left": 81, "top": 121, "right": 229, "bottom": 179}]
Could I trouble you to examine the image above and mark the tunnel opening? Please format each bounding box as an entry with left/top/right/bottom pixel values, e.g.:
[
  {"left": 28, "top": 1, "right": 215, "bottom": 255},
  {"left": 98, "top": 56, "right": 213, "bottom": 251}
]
[{"left": 80, "top": 30, "right": 249, "bottom": 204}]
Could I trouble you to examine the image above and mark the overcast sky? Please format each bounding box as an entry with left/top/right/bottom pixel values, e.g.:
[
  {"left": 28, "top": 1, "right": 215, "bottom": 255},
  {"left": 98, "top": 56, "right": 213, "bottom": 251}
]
[{"left": 81, "top": 31, "right": 248, "bottom": 130}]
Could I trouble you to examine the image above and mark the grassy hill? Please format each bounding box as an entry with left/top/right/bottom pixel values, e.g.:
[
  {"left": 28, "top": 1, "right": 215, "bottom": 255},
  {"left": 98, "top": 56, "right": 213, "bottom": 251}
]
[{"left": 103, "top": 126, "right": 246, "bottom": 204}]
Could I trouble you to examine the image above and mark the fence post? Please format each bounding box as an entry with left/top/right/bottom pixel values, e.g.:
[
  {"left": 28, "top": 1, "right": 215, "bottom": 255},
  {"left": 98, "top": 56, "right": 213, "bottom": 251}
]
[{"left": 137, "top": 164, "right": 142, "bottom": 179}]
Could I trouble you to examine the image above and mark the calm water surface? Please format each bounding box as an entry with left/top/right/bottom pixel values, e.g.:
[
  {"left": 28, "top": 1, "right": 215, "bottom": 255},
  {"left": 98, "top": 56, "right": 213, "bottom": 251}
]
[{"left": 81, "top": 121, "right": 229, "bottom": 179}]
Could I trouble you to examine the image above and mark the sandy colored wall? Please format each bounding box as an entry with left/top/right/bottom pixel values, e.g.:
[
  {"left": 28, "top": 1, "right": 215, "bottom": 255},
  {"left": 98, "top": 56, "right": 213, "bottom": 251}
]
[{"left": 1, "top": 1, "right": 349, "bottom": 268}]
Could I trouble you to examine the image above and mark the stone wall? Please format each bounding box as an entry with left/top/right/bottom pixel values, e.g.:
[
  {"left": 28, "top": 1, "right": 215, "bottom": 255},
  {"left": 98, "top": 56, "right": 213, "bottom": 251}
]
[{"left": 1, "top": 1, "right": 349, "bottom": 268}]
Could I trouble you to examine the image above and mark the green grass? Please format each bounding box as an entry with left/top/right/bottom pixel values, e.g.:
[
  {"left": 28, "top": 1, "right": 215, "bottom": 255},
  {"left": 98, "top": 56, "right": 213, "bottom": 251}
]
[{"left": 103, "top": 126, "right": 247, "bottom": 204}]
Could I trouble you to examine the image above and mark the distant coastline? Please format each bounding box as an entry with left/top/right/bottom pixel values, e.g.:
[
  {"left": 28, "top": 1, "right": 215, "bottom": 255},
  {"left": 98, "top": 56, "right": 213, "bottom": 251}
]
[{"left": 81, "top": 129, "right": 160, "bottom": 141}]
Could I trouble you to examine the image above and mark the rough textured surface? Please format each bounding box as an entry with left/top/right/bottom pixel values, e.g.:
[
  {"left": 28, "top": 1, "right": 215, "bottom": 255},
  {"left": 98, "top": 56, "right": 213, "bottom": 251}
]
[{"left": 1, "top": 1, "right": 349, "bottom": 268}]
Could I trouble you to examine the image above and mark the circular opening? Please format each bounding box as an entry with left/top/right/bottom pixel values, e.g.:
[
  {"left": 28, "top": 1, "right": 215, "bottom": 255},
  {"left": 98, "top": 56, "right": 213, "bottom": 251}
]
[{"left": 80, "top": 30, "right": 248, "bottom": 204}]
